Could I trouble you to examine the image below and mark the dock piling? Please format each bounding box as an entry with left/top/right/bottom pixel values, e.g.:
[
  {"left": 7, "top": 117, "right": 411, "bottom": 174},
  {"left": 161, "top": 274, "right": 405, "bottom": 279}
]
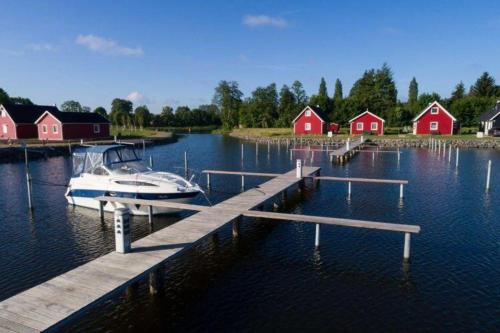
[
  {"left": 296, "top": 159, "right": 303, "bottom": 179},
  {"left": 315, "top": 224, "right": 320, "bottom": 248},
  {"left": 455, "top": 147, "right": 459, "bottom": 168},
  {"left": 403, "top": 232, "right": 411, "bottom": 261},
  {"left": 207, "top": 173, "right": 211, "bottom": 189},
  {"left": 241, "top": 175, "right": 245, "bottom": 190},
  {"left": 348, "top": 181, "right": 352, "bottom": 198},
  {"left": 24, "top": 146, "right": 33, "bottom": 210},
  {"left": 486, "top": 160, "right": 492, "bottom": 191},
  {"left": 148, "top": 206, "right": 153, "bottom": 225},
  {"left": 400, "top": 184, "right": 404, "bottom": 199},
  {"left": 184, "top": 151, "right": 188, "bottom": 179},
  {"left": 149, "top": 156, "right": 154, "bottom": 168},
  {"left": 114, "top": 208, "right": 131, "bottom": 254},
  {"left": 99, "top": 201, "right": 104, "bottom": 221}
]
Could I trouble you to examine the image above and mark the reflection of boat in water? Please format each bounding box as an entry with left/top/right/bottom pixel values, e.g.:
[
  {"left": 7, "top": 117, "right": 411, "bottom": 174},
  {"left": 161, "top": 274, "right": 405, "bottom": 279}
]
[{"left": 65, "top": 145, "right": 202, "bottom": 215}]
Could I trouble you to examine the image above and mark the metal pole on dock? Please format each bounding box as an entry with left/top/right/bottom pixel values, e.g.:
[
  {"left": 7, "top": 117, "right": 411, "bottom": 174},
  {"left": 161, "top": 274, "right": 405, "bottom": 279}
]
[
  {"left": 348, "top": 181, "right": 352, "bottom": 198},
  {"left": 403, "top": 233, "right": 411, "bottom": 261},
  {"left": 486, "top": 160, "right": 492, "bottom": 191},
  {"left": 315, "top": 224, "right": 320, "bottom": 248},
  {"left": 241, "top": 175, "right": 245, "bottom": 190},
  {"left": 149, "top": 156, "right": 154, "bottom": 168},
  {"left": 114, "top": 208, "right": 131, "bottom": 254},
  {"left": 24, "top": 146, "right": 33, "bottom": 210},
  {"left": 184, "top": 151, "right": 188, "bottom": 179},
  {"left": 148, "top": 206, "right": 153, "bottom": 225},
  {"left": 207, "top": 173, "right": 211, "bottom": 189},
  {"left": 455, "top": 147, "right": 459, "bottom": 168},
  {"left": 296, "top": 159, "right": 302, "bottom": 178},
  {"left": 400, "top": 184, "right": 404, "bottom": 199}
]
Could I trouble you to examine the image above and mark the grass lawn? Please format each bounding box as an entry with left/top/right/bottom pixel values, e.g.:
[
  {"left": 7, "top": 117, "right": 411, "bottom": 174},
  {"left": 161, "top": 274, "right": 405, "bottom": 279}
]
[{"left": 110, "top": 127, "right": 172, "bottom": 138}]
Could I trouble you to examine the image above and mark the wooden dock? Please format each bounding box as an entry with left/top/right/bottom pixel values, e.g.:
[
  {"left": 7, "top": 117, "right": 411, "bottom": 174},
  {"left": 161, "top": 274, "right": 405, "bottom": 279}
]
[
  {"left": 0, "top": 167, "right": 319, "bottom": 333},
  {"left": 329, "top": 138, "right": 364, "bottom": 163}
]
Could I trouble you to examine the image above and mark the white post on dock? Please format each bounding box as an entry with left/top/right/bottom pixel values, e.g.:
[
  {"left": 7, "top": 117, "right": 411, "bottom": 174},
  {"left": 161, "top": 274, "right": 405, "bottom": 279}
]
[
  {"left": 148, "top": 206, "right": 153, "bottom": 225},
  {"left": 241, "top": 175, "right": 245, "bottom": 190},
  {"left": 438, "top": 140, "right": 441, "bottom": 155},
  {"left": 448, "top": 144, "right": 452, "bottom": 163},
  {"left": 296, "top": 159, "right": 303, "bottom": 179},
  {"left": 455, "top": 147, "right": 459, "bottom": 168},
  {"left": 184, "top": 151, "right": 188, "bottom": 179},
  {"left": 267, "top": 141, "right": 270, "bottom": 159},
  {"left": 24, "top": 146, "right": 33, "bottom": 210},
  {"left": 348, "top": 181, "right": 352, "bottom": 198},
  {"left": 372, "top": 152, "right": 375, "bottom": 161},
  {"left": 346, "top": 138, "right": 350, "bottom": 151},
  {"left": 397, "top": 147, "right": 400, "bottom": 163},
  {"left": 403, "top": 233, "right": 411, "bottom": 261},
  {"left": 442, "top": 142, "right": 446, "bottom": 158},
  {"left": 149, "top": 156, "right": 154, "bottom": 168},
  {"left": 315, "top": 223, "right": 320, "bottom": 248},
  {"left": 207, "top": 173, "right": 211, "bottom": 189},
  {"left": 114, "top": 208, "right": 131, "bottom": 254},
  {"left": 241, "top": 144, "right": 244, "bottom": 162},
  {"left": 486, "top": 160, "right": 492, "bottom": 191},
  {"left": 400, "top": 184, "right": 404, "bottom": 199}
]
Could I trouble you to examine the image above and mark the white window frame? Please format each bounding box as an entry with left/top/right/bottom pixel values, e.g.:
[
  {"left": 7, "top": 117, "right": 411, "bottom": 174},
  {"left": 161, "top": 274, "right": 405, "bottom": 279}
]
[
  {"left": 304, "top": 122, "right": 311, "bottom": 131},
  {"left": 431, "top": 107, "right": 439, "bottom": 114},
  {"left": 430, "top": 122, "right": 438, "bottom": 131},
  {"left": 93, "top": 124, "right": 100, "bottom": 133},
  {"left": 52, "top": 124, "right": 58, "bottom": 134},
  {"left": 2, "top": 124, "right": 7, "bottom": 134},
  {"left": 1, "top": 110, "right": 5, "bottom": 118},
  {"left": 371, "top": 122, "right": 378, "bottom": 130},
  {"left": 305, "top": 110, "right": 311, "bottom": 117},
  {"left": 42, "top": 125, "right": 48, "bottom": 134},
  {"left": 356, "top": 122, "right": 363, "bottom": 131}
]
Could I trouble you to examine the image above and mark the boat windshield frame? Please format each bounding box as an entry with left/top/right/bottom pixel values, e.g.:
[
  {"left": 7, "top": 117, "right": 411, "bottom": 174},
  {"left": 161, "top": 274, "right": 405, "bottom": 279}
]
[{"left": 72, "top": 145, "right": 145, "bottom": 176}]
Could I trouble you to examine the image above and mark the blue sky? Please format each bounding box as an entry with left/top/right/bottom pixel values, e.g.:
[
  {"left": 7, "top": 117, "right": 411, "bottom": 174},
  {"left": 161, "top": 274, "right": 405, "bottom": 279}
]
[{"left": 1, "top": 0, "right": 499, "bottom": 113}]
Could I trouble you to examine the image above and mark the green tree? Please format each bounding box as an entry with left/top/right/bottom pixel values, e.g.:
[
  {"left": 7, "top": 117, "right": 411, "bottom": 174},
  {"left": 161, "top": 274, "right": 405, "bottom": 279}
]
[
  {"left": 449, "top": 96, "right": 496, "bottom": 127},
  {"left": 93, "top": 106, "right": 107, "bottom": 117},
  {"left": 451, "top": 81, "right": 465, "bottom": 101},
  {"left": 134, "top": 105, "right": 151, "bottom": 128},
  {"left": 408, "top": 77, "right": 418, "bottom": 105},
  {"left": 417, "top": 92, "right": 442, "bottom": 111},
  {"left": 374, "top": 63, "right": 398, "bottom": 120},
  {"left": 110, "top": 98, "right": 133, "bottom": 126},
  {"left": 174, "top": 106, "right": 192, "bottom": 126},
  {"left": 213, "top": 81, "right": 243, "bottom": 129},
  {"left": 61, "top": 100, "right": 83, "bottom": 112},
  {"left": 0, "top": 88, "right": 10, "bottom": 105},
  {"left": 291, "top": 80, "right": 308, "bottom": 110},
  {"left": 10, "top": 97, "right": 33, "bottom": 105},
  {"left": 333, "top": 79, "right": 343, "bottom": 102},
  {"left": 276, "top": 85, "right": 297, "bottom": 127},
  {"left": 470, "top": 72, "right": 496, "bottom": 97},
  {"left": 309, "top": 77, "right": 330, "bottom": 113},
  {"left": 240, "top": 83, "right": 278, "bottom": 128},
  {"left": 159, "top": 106, "right": 175, "bottom": 126}
]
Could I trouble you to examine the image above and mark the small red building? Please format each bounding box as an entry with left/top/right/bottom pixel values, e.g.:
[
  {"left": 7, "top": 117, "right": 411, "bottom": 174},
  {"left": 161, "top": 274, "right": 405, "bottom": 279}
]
[
  {"left": 292, "top": 105, "right": 338, "bottom": 135},
  {"left": 0, "top": 104, "right": 58, "bottom": 140},
  {"left": 349, "top": 110, "right": 385, "bottom": 135},
  {"left": 35, "top": 110, "right": 110, "bottom": 141},
  {"left": 412, "top": 101, "right": 457, "bottom": 135}
]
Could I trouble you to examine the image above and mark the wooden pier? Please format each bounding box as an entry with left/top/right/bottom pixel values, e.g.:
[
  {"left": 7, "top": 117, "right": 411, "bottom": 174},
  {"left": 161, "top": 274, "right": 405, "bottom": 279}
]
[
  {"left": 0, "top": 164, "right": 421, "bottom": 333},
  {"left": 329, "top": 138, "right": 364, "bottom": 163}
]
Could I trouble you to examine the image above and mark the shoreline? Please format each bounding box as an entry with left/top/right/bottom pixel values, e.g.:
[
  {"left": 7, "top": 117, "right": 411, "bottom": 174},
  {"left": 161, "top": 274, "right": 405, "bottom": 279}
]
[
  {"left": 229, "top": 132, "right": 500, "bottom": 149},
  {"left": 0, "top": 133, "right": 177, "bottom": 163}
]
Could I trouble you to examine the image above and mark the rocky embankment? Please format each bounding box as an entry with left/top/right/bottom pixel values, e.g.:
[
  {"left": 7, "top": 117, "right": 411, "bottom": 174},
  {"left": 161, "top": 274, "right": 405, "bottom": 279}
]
[{"left": 230, "top": 133, "right": 499, "bottom": 149}]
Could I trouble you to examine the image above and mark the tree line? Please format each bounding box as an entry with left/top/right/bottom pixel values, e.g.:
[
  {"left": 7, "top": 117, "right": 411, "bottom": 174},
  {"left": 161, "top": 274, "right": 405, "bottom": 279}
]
[{"left": 212, "top": 66, "right": 500, "bottom": 129}]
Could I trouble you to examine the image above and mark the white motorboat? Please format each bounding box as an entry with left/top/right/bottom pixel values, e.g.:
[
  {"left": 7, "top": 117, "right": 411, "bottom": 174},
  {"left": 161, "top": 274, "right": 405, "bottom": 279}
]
[{"left": 65, "top": 144, "right": 202, "bottom": 215}]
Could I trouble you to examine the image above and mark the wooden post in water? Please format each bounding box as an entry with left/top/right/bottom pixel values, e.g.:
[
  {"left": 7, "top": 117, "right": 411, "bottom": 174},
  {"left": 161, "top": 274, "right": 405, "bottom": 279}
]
[
  {"left": 448, "top": 144, "right": 452, "bottom": 163},
  {"left": 99, "top": 201, "right": 104, "bottom": 221},
  {"left": 68, "top": 141, "right": 72, "bottom": 154},
  {"left": 397, "top": 147, "right": 400, "bottom": 163},
  {"left": 241, "top": 175, "right": 245, "bottom": 190},
  {"left": 241, "top": 144, "right": 244, "bottom": 162},
  {"left": 24, "top": 146, "right": 33, "bottom": 210},
  {"left": 232, "top": 217, "right": 240, "bottom": 238},
  {"left": 455, "top": 147, "right": 459, "bottom": 168},
  {"left": 148, "top": 206, "right": 153, "bottom": 225},
  {"left": 486, "top": 160, "right": 492, "bottom": 191},
  {"left": 184, "top": 151, "right": 188, "bottom": 179},
  {"left": 348, "top": 181, "right": 352, "bottom": 198},
  {"left": 314, "top": 223, "right": 320, "bottom": 248},
  {"left": 403, "top": 233, "right": 411, "bottom": 261},
  {"left": 267, "top": 141, "right": 270, "bottom": 159},
  {"left": 206, "top": 173, "right": 211, "bottom": 189},
  {"left": 400, "top": 184, "right": 404, "bottom": 199}
]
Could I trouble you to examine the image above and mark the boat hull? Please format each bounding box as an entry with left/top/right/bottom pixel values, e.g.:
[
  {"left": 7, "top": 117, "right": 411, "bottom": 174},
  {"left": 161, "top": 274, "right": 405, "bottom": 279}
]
[{"left": 66, "top": 190, "right": 200, "bottom": 215}]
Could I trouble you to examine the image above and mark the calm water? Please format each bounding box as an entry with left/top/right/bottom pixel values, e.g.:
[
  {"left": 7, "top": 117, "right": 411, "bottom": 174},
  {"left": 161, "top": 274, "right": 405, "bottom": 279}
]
[{"left": 0, "top": 134, "right": 499, "bottom": 332}]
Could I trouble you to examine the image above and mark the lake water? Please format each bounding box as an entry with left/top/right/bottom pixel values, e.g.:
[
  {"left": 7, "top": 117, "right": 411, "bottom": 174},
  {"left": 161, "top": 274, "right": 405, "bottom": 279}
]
[{"left": 0, "top": 134, "right": 499, "bottom": 332}]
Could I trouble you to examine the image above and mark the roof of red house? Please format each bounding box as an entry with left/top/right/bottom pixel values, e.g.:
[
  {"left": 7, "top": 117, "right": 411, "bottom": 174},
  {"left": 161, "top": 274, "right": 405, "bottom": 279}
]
[
  {"left": 479, "top": 101, "right": 500, "bottom": 121},
  {"left": 348, "top": 110, "right": 385, "bottom": 123},
  {"left": 35, "top": 110, "right": 110, "bottom": 124},
  {"left": 1, "top": 104, "right": 59, "bottom": 124},
  {"left": 413, "top": 101, "right": 457, "bottom": 122},
  {"left": 292, "top": 105, "right": 330, "bottom": 123}
]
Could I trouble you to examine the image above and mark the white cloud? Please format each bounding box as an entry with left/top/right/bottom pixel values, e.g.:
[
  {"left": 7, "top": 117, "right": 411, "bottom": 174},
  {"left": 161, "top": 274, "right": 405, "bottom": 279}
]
[
  {"left": 242, "top": 15, "right": 288, "bottom": 28},
  {"left": 75, "top": 34, "right": 144, "bottom": 57},
  {"left": 126, "top": 91, "right": 148, "bottom": 104},
  {"left": 26, "top": 43, "right": 54, "bottom": 51}
]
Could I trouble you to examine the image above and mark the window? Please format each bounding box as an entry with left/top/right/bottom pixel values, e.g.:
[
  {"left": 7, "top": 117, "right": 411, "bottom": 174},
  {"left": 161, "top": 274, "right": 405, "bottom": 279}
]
[
  {"left": 93, "top": 124, "right": 100, "bottom": 133},
  {"left": 431, "top": 107, "right": 438, "bottom": 114},
  {"left": 356, "top": 122, "right": 363, "bottom": 131},
  {"left": 305, "top": 110, "right": 311, "bottom": 117},
  {"left": 52, "top": 125, "right": 58, "bottom": 134},
  {"left": 2, "top": 124, "right": 7, "bottom": 134},
  {"left": 305, "top": 122, "right": 311, "bottom": 131},
  {"left": 430, "top": 122, "right": 438, "bottom": 131},
  {"left": 371, "top": 122, "right": 378, "bottom": 130},
  {"left": 42, "top": 125, "right": 48, "bottom": 134}
]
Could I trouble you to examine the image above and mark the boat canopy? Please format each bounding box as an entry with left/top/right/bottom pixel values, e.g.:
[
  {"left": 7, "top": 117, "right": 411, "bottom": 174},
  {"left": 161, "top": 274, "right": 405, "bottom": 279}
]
[{"left": 72, "top": 145, "right": 141, "bottom": 176}]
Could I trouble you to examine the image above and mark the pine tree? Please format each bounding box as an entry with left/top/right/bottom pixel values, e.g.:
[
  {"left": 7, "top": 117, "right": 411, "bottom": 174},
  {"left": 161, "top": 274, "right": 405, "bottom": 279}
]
[
  {"left": 408, "top": 77, "right": 418, "bottom": 105},
  {"left": 470, "top": 72, "right": 496, "bottom": 97},
  {"left": 451, "top": 81, "right": 465, "bottom": 101},
  {"left": 333, "top": 79, "right": 343, "bottom": 102},
  {"left": 309, "top": 77, "right": 330, "bottom": 112},
  {"left": 291, "top": 80, "right": 308, "bottom": 109}
]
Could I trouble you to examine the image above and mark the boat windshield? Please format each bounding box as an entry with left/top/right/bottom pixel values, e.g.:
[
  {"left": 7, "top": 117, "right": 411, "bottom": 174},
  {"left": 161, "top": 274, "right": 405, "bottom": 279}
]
[
  {"left": 72, "top": 145, "right": 144, "bottom": 176},
  {"left": 108, "top": 161, "right": 150, "bottom": 175}
]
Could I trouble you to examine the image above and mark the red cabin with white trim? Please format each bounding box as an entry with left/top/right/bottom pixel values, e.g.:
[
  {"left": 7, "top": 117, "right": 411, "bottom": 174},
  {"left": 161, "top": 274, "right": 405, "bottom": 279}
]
[
  {"left": 412, "top": 101, "right": 457, "bottom": 135},
  {"left": 349, "top": 110, "right": 385, "bottom": 135},
  {"left": 0, "top": 104, "right": 55, "bottom": 140},
  {"left": 35, "top": 110, "right": 110, "bottom": 141},
  {"left": 292, "top": 105, "right": 337, "bottom": 135}
]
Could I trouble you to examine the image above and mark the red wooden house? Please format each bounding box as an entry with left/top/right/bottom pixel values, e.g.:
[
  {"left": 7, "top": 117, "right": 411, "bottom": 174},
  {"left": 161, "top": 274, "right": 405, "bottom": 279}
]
[
  {"left": 412, "top": 101, "right": 457, "bottom": 135},
  {"left": 0, "top": 104, "right": 58, "bottom": 140},
  {"left": 35, "top": 109, "right": 110, "bottom": 141},
  {"left": 292, "top": 105, "right": 339, "bottom": 135},
  {"left": 349, "top": 110, "right": 385, "bottom": 135}
]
